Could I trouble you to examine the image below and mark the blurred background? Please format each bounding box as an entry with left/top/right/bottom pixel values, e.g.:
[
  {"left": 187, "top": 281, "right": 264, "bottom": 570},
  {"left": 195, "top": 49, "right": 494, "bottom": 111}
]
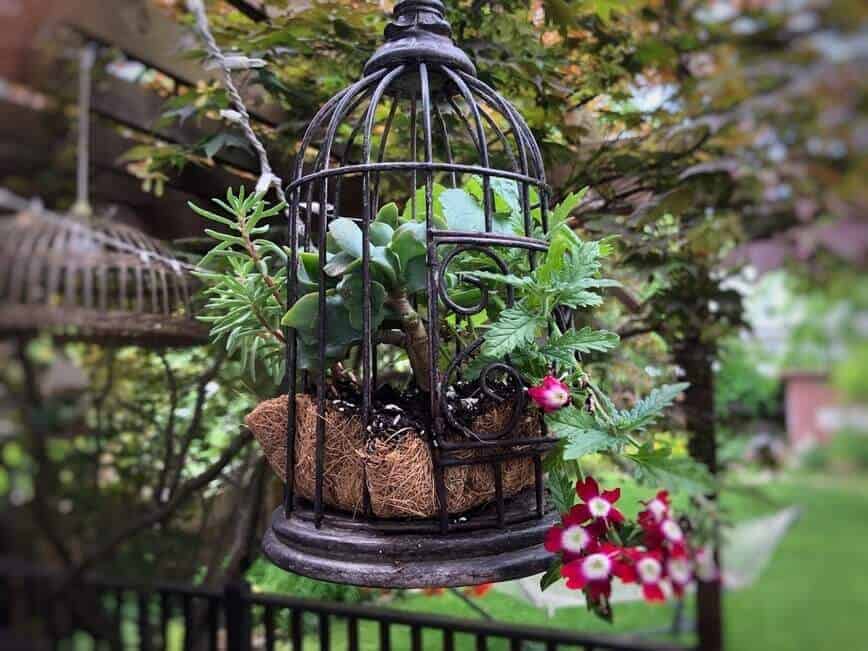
[{"left": 0, "top": 0, "right": 865, "bottom": 649}]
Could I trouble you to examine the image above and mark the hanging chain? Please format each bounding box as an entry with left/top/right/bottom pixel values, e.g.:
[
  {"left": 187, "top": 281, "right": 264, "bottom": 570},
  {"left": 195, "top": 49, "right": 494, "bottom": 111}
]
[{"left": 71, "top": 43, "right": 97, "bottom": 221}]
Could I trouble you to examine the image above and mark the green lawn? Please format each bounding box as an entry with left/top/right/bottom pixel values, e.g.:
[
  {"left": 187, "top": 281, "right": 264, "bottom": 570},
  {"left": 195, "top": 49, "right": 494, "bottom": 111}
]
[
  {"left": 78, "top": 471, "right": 864, "bottom": 650},
  {"left": 378, "top": 472, "right": 868, "bottom": 650}
]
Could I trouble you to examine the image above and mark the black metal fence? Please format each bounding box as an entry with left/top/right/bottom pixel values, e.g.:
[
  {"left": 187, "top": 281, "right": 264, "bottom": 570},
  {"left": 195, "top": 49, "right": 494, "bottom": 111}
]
[{"left": 1, "top": 559, "right": 693, "bottom": 651}]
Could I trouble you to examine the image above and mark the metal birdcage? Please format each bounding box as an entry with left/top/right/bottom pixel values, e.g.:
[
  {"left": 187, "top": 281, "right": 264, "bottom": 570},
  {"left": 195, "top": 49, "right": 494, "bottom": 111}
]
[
  {"left": 263, "top": 0, "right": 564, "bottom": 587},
  {"left": 0, "top": 199, "right": 207, "bottom": 347}
]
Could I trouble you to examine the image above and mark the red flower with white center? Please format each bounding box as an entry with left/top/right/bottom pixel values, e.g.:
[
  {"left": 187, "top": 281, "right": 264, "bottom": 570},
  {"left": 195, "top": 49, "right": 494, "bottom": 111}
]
[
  {"left": 666, "top": 549, "right": 693, "bottom": 597},
  {"left": 528, "top": 375, "right": 571, "bottom": 412},
  {"left": 638, "top": 490, "right": 670, "bottom": 528},
  {"left": 629, "top": 550, "right": 667, "bottom": 603},
  {"left": 544, "top": 521, "right": 597, "bottom": 560},
  {"left": 569, "top": 476, "right": 625, "bottom": 528},
  {"left": 660, "top": 518, "right": 686, "bottom": 549},
  {"left": 561, "top": 543, "right": 631, "bottom": 600},
  {"left": 642, "top": 515, "right": 686, "bottom": 553}
]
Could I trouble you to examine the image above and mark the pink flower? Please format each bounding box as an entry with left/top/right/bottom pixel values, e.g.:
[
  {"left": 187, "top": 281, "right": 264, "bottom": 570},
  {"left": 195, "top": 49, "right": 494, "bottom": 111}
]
[
  {"left": 561, "top": 543, "right": 633, "bottom": 600},
  {"left": 528, "top": 375, "right": 571, "bottom": 412},
  {"left": 544, "top": 521, "right": 597, "bottom": 561},
  {"left": 641, "top": 515, "right": 686, "bottom": 554},
  {"left": 568, "top": 476, "right": 625, "bottom": 528},
  {"left": 666, "top": 548, "right": 694, "bottom": 597},
  {"left": 627, "top": 549, "right": 668, "bottom": 603},
  {"left": 638, "top": 490, "right": 670, "bottom": 528}
]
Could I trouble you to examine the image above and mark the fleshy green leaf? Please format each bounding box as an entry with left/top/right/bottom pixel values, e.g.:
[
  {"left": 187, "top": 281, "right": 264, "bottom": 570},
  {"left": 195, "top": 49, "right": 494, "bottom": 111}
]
[
  {"left": 405, "top": 257, "right": 428, "bottom": 294},
  {"left": 329, "top": 218, "right": 363, "bottom": 257},
  {"left": 369, "top": 222, "right": 394, "bottom": 247},
  {"left": 323, "top": 251, "right": 356, "bottom": 277},
  {"left": 440, "top": 188, "right": 485, "bottom": 232},
  {"left": 337, "top": 275, "right": 387, "bottom": 330},
  {"left": 375, "top": 202, "right": 400, "bottom": 228},
  {"left": 390, "top": 222, "right": 427, "bottom": 268},
  {"left": 281, "top": 292, "right": 318, "bottom": 330}
]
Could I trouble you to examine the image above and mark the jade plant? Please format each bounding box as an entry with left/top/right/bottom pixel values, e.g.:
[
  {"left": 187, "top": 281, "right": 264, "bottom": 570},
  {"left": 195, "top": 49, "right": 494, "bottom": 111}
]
[{"left": 192, "top": 183, "right": 715, "bottom": 617}]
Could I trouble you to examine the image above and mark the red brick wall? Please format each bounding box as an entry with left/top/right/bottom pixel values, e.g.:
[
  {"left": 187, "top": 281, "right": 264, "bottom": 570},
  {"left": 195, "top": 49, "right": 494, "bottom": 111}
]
[{"left": 783, "top": 372, "right": 839, "bottom": 447}]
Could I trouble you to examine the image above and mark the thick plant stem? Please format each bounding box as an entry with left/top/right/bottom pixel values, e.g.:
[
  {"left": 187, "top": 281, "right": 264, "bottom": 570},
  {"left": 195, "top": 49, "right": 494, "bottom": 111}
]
[{"left": 387, "top": 292, "right": 431, "bottom": 392}]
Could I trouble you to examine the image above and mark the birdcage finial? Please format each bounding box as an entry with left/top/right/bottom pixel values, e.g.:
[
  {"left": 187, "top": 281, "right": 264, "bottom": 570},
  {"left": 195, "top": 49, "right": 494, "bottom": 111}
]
[{"left": 363, "top": 0, "right": 476, "bottom": 76}]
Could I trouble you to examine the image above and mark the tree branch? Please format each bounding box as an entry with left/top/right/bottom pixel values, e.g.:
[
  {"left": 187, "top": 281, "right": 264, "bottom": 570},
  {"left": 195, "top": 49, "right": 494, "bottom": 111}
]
[
  {"left": 167, "top": 349, "right": 227, "bottom": 497},
  {"left": 55, "top": 428, "right": 253, "bottom": 592}
]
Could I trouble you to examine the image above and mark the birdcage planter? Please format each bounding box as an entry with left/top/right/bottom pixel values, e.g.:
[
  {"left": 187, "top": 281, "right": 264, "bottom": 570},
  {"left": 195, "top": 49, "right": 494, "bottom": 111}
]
[
  {"left": 0, "top": 206, "right": 208, "bottom": 347},
  {"left": 259, "top": 0, "right": 568, "bottom": 587}
]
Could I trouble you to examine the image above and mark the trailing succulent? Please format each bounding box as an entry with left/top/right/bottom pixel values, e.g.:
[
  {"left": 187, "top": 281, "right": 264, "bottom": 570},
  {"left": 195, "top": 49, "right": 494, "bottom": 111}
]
[{"left": 192, "top": 183, "right": 714, "bottom": 616}]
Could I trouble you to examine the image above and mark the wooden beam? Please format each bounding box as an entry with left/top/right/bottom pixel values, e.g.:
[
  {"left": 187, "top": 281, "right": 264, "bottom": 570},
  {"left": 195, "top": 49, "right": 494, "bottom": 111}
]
[
  {"left": 0, "top": 99, "right": 248, "bottom": 201},
  {"left": 37, "top": 0, "right": 285, "bottom": 125}
]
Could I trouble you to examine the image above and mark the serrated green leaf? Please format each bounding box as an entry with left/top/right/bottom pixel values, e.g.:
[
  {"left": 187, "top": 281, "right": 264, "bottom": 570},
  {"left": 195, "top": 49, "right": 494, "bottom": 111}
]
[
  {"left": 546, "top": 406, "right": 627, "bottom": 459},
  {"left": 547, "top": 466, "right": 575, "bottom": 513},
  {"left": 540, "top": 327, "right": 620, "bottom": 367},
  {"left": 627, "top": 443, "right": 712, "bottom": 495},
  {"left": 466, "top": 270, "right": 534, "bottom": 290},
  {"left": 615, "top": 382, "right": 689, "bottom": 433},
  {"left": 550, "top": 187, "right": 588, "bottom": 229},
  {"left": 482, "top": 302, "right": 543, "bottom": 358}
]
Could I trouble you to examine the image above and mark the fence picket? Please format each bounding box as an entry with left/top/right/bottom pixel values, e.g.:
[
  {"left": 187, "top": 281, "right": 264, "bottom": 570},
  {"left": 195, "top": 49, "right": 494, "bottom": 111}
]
[
  {"left": 290, "top": 609, "right": 303, "bottom": 651},
  {"left": 0, "top": 562, "right": 693, "bottom": 651},
  {"left": 379, "top": 620, "right": 391, "bottom": 651},
  {"left": 318, "top": 612, "right": 330, "bottom": 651}
]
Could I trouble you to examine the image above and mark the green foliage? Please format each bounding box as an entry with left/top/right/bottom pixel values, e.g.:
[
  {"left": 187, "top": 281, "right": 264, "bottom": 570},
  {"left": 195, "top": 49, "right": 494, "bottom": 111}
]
[
  {"left": 801, "top": 431, "right": 868, "bottom": 475},
  {"left": 715, "top": 337, "right": 780, "bottom": 421},
  {"left": 478, "top": 217, "right": 620, "bottom": 375},
  {"left": 247, "top": 558, "right": 369, "bottom": 603},
  {"left": 626, "top": 443, "right": 712, "bottom": 496},
  {"left": 546, "top": 407, "right": 624, "bottom": 460},
  {"left": 833, "top": 343, "right": 868, "bottom": 402},
  {"left": 192, "top": 187, "right": 287, "bottom": 383},
  {"left": 613, "top": 383, "right": 689, "bottom": 433}
]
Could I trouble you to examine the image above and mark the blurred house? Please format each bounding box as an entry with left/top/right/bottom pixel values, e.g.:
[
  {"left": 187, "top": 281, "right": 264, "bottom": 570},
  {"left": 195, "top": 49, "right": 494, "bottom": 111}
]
[{"left": 782, "top": 371, "right": 868, "bottom": 449}]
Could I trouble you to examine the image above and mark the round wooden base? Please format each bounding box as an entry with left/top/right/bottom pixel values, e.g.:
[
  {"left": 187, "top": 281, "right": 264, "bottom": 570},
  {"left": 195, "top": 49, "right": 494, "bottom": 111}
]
[{"left": 262, "top": 499, "right": 558, "bottom": 588}]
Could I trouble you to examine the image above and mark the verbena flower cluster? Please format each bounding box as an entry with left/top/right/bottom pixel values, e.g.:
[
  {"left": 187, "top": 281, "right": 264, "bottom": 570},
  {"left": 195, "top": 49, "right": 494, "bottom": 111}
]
[{"left": 545, "top": 476, "right": 717, "bottom": 612}]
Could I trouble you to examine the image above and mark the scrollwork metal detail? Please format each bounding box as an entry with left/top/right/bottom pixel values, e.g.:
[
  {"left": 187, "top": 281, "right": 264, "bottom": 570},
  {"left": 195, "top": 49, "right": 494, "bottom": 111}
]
[
  {"left": 437, "top": 245, "right": 514, "bottom": 317},
  {"left": 441, "top": 338, "right": 527, "bottom": 442}
]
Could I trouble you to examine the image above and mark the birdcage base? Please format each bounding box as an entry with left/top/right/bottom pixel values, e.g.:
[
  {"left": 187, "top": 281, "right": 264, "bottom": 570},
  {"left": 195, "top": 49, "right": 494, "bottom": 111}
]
[{"left": 262, "top": 494, "right": 558, "bottom": 588}]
